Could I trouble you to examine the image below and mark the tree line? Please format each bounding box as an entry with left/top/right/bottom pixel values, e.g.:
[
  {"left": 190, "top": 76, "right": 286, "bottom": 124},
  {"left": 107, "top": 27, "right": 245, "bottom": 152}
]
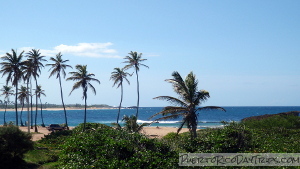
[{"left": 0, "top": 49, "right": 148, "bottom": 132}]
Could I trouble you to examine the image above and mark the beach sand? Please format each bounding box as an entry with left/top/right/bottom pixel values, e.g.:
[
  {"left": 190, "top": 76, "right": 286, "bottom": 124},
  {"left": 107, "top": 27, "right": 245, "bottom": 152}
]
[
  {"left": 3, "top": 107, "right": 191, "bottom": 141},
  {"left": 18, "top": 126, "right": 191, "bottom": 141}
]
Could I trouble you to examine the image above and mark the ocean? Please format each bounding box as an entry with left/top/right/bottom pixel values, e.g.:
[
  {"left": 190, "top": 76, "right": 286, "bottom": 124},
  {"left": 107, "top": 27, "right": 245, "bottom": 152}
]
[{"left": 1, "top": 106, "right": 300, "bottom": 129}]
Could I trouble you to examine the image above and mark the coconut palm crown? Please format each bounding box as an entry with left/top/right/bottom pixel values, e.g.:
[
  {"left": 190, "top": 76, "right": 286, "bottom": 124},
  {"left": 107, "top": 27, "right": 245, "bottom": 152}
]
[{"left": 150, "top": 71, "right": 226, "bottom": 138}]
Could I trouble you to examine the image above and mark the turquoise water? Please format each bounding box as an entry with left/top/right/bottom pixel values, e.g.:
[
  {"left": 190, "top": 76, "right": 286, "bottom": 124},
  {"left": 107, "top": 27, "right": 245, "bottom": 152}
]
[{"left": 1, "top": 106, "right": 300, "bottom": 129}]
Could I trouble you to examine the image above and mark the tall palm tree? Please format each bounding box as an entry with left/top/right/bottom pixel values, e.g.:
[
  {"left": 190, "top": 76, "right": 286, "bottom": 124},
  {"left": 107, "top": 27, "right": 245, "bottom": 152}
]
[
  {"left": 34, "top": 85, "right": 46, "bottom": 127},
  {"left": 1, "top": 86, "right": 14, "bottom": 125},
  {"left": 22, "top": 58, "right": 34, "bottom": 128},
  {"left": 0, "top": 49, "right": 25, "bottom": 126},
  {"left": 150, "top": 71, "right": 226, "bottom": 139},
  {"left": 46, "top": 52, "right": 72, "bottom": 129},
  {"left": 18, "top": 85, "right": 28, "bottom": 126},
  {"left": 110, "top": 67, "right": 131, "bottom": 124},
  {"left": 26, "top": 49, "right": 46, "bottom": 132},
  {"left": 67, "top": 65, "right": 100, "bottom": 131},
  {"left": 123, "top": 51, "right": 148, "bottom": 118}
]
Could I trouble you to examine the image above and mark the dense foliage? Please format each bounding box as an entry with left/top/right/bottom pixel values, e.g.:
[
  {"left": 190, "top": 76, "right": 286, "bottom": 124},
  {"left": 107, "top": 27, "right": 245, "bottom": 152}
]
[
  {"left": 0, "top": 125, "right": 34, "bottom": 168},
  {"left": 58, "top": 123, "right": 177, "bottom": 169},
  {"left": 22, "top": 115, "right": 300, "bottom": 168}
]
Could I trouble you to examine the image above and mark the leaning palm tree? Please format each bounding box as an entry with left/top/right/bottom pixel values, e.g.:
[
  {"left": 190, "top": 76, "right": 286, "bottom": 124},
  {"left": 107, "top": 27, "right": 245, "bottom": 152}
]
[
  {"left": 1, "top": 85, "right": 14, "bottom": 125},
  {"left": 46, "top": 52, "right": 72, "bottom": 129},
  {"left": 0, "top": 49, "right": 25, "bottom": 126},
  {"left": 110, "top": 67, "right": 131, "bottom": 124},
  {"left": 26, "top": 49, "right": 46, "bottom": 132},
  {"left": 66, "top": 65, "right": 100, "bottom": 131},
  {"left": 34, "top": 85, "right": 46, "bottom": 127},
  {"left": 18, "top": 85, "right": 28, "bottom": 126},
  {"left": 123, "top": 51, "right": 148, "bottom": 118},
  {"left": 150, "top": 71, "right": 226, "bottom": 139}
]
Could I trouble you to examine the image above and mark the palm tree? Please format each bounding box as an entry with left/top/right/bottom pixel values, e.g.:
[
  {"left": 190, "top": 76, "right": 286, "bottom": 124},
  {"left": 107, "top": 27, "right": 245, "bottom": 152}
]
[
  {"left": 0, "top": 49, "right": 25, "bottom": 126},
  {"left": 18, "top": 85, "right": 28, "bottom": 126},
  {"left": 46, "top": 52, "right": 72, "bottom": 129},
  {"left": 123, "top": 51, "right": 148, "bottom": 118},
  {"left": 110, "top": 67, "right": 131, "bottom": 124},
  {"left": 26, "top": 49, "right": 46, "bottom": 132},
  {"left": 34, "top": 85, "right": 46, "bottom": 127},
  {"left": 122, "top": 115, "right": 148, "bottom": 133},
  {"left": 22, "top": 58, "right": 34, "bottom": 128},
  {"left": 1, "top": 86, "right": 14, "bottom": 125},
  {"left": 150, "top": 71, "right": 226, "bottom": 139},
  {"left": 67, "top": 65, "right": 100, "bottom": 131}
]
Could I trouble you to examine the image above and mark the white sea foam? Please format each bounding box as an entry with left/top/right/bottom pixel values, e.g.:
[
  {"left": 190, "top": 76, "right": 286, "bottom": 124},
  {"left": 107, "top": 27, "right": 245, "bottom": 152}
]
[{"left": 137, "top": 120, "right": 180, "bottom": 124}]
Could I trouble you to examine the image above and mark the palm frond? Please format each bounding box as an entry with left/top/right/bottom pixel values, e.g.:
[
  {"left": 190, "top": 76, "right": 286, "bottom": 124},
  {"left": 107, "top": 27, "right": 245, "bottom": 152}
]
[
  {"left": 149, "top": 106, "right": 186, "bottom": 119},
  {"left": 153, "top": 96, "right": 187, "bottom": 107}
]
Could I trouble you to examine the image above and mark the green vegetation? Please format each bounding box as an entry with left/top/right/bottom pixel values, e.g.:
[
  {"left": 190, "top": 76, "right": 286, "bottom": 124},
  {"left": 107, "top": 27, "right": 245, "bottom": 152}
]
[
  {"left": 0, "top": 125, "right": 33, "bottom": 169},
  {"left": 21, "top": 115, "right": 300, "bottom": 168}
]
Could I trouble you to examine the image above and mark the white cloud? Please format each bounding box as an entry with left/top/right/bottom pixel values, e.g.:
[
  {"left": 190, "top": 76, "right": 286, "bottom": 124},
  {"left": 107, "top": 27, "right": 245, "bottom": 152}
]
[{"left": 20, "top": 43, "right": 121, "bottom": 58}]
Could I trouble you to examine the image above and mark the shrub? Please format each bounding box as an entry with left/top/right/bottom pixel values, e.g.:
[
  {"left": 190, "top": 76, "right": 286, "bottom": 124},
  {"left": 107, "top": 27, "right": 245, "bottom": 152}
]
[
  {"left": 163, "top": 122, "right": 255, "bottom": 153},
  {"left": 58, "top": 123, "right": 177, "bottom": 168},
  {"left": 242, "top": 114, "right": 300, "bottom": 129},
  {"left": 0, "top": 125, "right": 34, "bottom": 168}
]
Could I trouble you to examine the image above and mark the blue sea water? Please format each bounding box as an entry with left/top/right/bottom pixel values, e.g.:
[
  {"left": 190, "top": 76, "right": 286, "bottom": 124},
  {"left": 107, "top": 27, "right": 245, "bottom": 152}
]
[{"left": 1, "top": 106, "right": 300, "bottom": 129}]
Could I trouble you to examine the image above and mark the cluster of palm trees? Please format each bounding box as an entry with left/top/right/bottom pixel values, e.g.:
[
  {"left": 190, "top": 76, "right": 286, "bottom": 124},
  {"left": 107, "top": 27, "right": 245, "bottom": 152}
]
[
  {"left": 110, "top": 51, "right": 149, "bottom": 130},
  {"left": 0, "top": 49, "right": 73, "bottom": 132},
  {"left": 0, "top": 48, "right": 223, "bottom": 139},
  {"left": 0, "top": 49, "right": 149, "bottom": 133}
]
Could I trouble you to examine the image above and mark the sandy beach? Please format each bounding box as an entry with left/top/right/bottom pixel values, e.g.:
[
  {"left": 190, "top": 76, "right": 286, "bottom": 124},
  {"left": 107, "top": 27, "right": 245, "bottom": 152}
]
[{"left": 18, "top": 126, "right": 191, "bottom": 141}]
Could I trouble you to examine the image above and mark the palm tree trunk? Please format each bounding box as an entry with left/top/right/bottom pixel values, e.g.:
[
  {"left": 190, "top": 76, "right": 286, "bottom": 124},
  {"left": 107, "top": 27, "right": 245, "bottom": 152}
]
[
  {"left": 135, "top": 69, "right": 140, "bottom": 118},
  {"left": 34, "top": 79, "right": 38, "bottom": 132},
  {"left": 40, "top": 98, "right": 45, "bottom": 127},
  {"left": 4, "top": 102, "right": 7, "bottom": 125},
  {"left": 83, "top": 90, "right": 87, "bottom": 132},
  {"left": 30, "top": 79, "right": 33, "bottom": 129},
  {"left": 15, "top": 83, "right": 18, "bottom": 126},
  {"left": 117, "top": 82, "right": 123, "bottom": 124},
  {"left": 20, "top": 102, "right": 24, "bottom": 126},
  {"left": 59, "top": 75, "right": 69, "bottom": 130},
  {"left": 26, "top": 79, "right": 31, "bottom": 133}
]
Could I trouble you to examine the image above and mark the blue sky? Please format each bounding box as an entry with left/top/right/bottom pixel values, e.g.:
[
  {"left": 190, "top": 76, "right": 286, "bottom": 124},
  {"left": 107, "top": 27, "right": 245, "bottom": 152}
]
[{"left": 0, "top": 0, "right": 299, "bottom": 107}]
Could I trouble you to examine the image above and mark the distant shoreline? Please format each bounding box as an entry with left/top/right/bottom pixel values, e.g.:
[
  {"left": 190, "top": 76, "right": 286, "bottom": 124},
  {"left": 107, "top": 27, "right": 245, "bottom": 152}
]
[{"left": 0, "top": 107, "right": 119, "bottom": 112}]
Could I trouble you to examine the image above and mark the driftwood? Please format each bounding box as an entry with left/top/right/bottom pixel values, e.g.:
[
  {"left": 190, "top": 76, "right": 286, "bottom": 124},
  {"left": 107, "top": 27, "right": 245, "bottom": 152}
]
[{"left": 241, "top": 111, "right": 300, "bottom": 122}]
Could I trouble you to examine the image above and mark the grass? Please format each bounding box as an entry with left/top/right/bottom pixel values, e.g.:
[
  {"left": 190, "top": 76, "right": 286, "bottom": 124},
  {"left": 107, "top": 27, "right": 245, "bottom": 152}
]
[{"left": 24, "top": 143, "right": 59, "bottom": 169}]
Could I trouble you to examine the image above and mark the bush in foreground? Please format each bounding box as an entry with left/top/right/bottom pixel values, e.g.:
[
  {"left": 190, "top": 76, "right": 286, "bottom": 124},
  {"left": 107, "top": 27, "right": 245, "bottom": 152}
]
[
  {"left": 0, "top": 125, "right": 34, "bottom": 168},
  {"left": 58, "top": 123, "right": 177, "bottom": 169}
]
